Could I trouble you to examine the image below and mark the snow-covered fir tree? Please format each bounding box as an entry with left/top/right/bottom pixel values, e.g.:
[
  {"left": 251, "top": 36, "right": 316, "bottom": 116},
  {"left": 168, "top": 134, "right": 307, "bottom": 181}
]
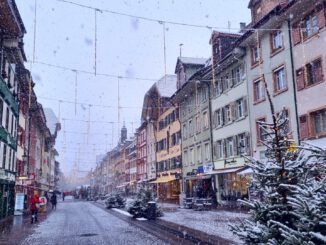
[{"left": 231, "top": 89, "right": 326, "bottom": 244}]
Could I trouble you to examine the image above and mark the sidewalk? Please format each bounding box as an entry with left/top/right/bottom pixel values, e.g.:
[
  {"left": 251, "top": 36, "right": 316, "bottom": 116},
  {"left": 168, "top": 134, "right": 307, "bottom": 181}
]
[
  {"left": 160, "top": 207, "right": 249, "bottom": 244},
  {"left": 99, "top": 199, "right": 248, "bottom": 244},
  {"left": 0, "top": 205, "right": 53, "bottom": 245}
]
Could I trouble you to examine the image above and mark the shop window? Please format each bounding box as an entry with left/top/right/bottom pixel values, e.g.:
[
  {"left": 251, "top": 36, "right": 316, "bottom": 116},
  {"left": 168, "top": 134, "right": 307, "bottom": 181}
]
[{"left": 273, "top": 66, "right": 287, "bottom": 93}]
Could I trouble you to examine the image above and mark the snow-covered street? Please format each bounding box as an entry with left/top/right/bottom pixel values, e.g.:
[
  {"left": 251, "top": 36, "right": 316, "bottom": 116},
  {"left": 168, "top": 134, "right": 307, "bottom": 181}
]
[{"left": 21, "top": 201, "right": 165, "bottom": 245}]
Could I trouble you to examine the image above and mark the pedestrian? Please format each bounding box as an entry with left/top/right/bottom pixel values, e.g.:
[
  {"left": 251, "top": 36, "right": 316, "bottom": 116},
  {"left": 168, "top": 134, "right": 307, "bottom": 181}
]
[
  {"left": 30, "top": 193, "right": 40, "bottom": 224},
  {"left": 62, "top": 192, "right": 65, "bottom": 202},
  {"left": 51, "top": 193, "right": 57, "bottom": 210},
  {"left": 44, "top": 191, "right": 49, "bottom": 206}
]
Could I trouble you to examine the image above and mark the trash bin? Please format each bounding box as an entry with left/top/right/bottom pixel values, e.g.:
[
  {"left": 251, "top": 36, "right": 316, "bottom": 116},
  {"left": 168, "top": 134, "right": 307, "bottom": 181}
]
[{"left": 147, "top": 201, "right": 156, "bottom": 220}]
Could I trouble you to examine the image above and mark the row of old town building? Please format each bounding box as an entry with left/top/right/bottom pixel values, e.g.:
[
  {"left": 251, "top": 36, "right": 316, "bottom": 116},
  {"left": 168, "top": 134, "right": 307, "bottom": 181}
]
[
  {"left": 91, "top": 0, "right": 326, "bottom": 207},
  {"left": 0, "top": 0, "right": 61, "bottom": 221}
]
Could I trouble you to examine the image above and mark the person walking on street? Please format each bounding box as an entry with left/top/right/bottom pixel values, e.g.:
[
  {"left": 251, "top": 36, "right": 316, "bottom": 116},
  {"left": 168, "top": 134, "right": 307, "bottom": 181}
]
[
  {"left": 30, "top": 193, "right": 40, "bottom": 224},
  {"left": 51, "top": 193, "right": 57, "bottom": 210},
  {"left": 62, "top": 192, "right": 65, "bottom": 202}
]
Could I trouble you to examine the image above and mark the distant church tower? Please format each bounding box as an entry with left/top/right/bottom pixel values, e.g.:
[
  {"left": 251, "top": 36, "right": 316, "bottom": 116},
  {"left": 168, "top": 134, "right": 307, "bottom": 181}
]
[{"left": 120, "top": 122, "right": 127, "bottom": 143}]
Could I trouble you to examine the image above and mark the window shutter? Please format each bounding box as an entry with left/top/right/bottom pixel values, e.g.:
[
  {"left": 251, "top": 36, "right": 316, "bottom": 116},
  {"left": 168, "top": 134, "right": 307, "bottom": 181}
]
[
  {"left": 292, "top": 23, "right": 301, "bottom": 45},
  {"left": 222, "top": 139, "right": 226, "bottom": 158},
  {"left": 213, "top": 111, "right": 217, "bottom": 128},
  {"left": 213, "top": 141, "right": 217, "bottom": 159},
  {"left": 243, "top": 97, "right": 248, "bottom": 116},
  {"left": 315, "top": 60, "right": 323, "bottom": 82},
  {"left": 299, "top": 115, "right": 309, "bottom": 139},
  {"left": 231, "top": 102, "right": 236, "bottom": 121},
  {"left": 245, "top": 132, "right": 251, "bottom": 155},
  {"left": 233, "top": 136, "right": 238, "bottom": 156},
  {"left": 221, "top": 107, "right": 225, "bottom": 126},
  {"left": 296, "top": 68, "right": 305, "bottom": 91},
  {"left": 317, "top": 6, "right": 326, "bottom": 29}
]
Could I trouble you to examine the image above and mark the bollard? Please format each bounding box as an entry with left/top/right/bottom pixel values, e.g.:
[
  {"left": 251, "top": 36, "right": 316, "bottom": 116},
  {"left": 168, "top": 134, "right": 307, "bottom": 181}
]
[{"left": 147, "top": 201, "right": 156, "bottom": 220}]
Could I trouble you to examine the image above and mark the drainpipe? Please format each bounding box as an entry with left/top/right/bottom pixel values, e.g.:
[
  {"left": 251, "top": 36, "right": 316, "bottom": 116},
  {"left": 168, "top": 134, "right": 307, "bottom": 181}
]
[{"left": 287, "top": 19, "right": 301, "bottom": 145}]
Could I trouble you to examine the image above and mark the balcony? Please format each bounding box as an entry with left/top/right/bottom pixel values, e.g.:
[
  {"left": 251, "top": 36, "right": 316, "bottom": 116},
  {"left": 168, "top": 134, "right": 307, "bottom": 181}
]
[
  {"left": 0, "top": 76, "right": 18, "bottom": 117},
  {"left": 0, "top": 126, "right": 17, "bottom": 149}
]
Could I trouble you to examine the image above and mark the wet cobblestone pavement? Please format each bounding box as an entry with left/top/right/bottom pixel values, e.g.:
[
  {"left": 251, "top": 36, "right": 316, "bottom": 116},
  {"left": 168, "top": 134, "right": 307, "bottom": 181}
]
[
  {"left": 18, "top": 201, "right": 165, "bottom": 245},
  {"left": 0, "top": 206, "right": 53, "bottom": 245}
]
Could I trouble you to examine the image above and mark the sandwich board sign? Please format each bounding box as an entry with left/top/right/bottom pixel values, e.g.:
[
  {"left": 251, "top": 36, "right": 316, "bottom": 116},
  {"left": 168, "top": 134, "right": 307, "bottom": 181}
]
[{"left": 14, "top": 193, "right": 25, "bottom": 215}]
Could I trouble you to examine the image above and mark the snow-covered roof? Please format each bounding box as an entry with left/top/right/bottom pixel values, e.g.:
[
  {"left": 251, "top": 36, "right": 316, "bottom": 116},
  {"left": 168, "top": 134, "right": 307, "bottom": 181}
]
[
  {"left": 178, "top": 57, "right": 207, "bottom": 66},
  {"left": 43, "top": 108, "right": 59, "bottom": 136},
  {"left": 155, "top": 74, "right": 177, "bottom": 98}
]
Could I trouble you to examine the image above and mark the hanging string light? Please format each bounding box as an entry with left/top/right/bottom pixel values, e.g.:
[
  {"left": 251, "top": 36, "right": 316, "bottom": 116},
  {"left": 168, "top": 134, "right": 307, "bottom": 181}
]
[
  {"left": 33, "top": 0, "right": 37, "bottom": 62},
  {"left": 210, "top": 28, "right": 216, "bottom": 89},
  {"left": 161, "top": 21, "right": 167, "bottom": 84},
  {"left": 58, "top": 100, "right": 62, "bottom": 123},
  {"left": 87, "top": 104, "right": 92, "bottom": 143},
  {"left": 74, "top": 70, "right": 78, "bottom": 115},
  {"left": 94, "top": 9, "right": 101, "bottom": 75}
]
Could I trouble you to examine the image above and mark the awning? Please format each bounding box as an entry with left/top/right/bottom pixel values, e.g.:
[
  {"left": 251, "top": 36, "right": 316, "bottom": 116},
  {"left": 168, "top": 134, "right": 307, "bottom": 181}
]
[
  {"left": 237, "top": 167, "right": 253, "bottom": 176},
  {"left": 150, "top": 175, "right": 176, "bottom": 183},
  {"left": 210, "top": 167, "right": 245, "bottom": 175},
  {"left": 185, "top": 174, "right": 212, "bottom": 180}
]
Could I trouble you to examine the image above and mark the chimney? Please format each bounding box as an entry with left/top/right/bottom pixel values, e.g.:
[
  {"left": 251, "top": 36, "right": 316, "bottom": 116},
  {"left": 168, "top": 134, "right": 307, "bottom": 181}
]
[{"left": 240, "top": 22, "right": 246, "bottom": 32}]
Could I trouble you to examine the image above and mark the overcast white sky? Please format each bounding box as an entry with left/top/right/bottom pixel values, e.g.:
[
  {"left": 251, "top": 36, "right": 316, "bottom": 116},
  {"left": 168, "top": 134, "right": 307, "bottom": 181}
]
[{"left": 16, "top": 0, "right": 251, "bottom": 175}]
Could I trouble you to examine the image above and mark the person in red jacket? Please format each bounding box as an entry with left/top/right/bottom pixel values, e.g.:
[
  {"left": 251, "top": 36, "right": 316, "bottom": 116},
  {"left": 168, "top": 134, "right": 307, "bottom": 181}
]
[{"left": 30, "top": 193, "right": 40, "bottom": 224}]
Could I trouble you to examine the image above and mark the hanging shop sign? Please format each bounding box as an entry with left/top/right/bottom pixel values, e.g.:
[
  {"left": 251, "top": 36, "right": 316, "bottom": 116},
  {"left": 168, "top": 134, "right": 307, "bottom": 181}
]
[
  {"left": 203, "top": 163, "right": 213, "bottom": 173},
  {"left": 0, "top": 169, "right": 15, "bottom": 182}
]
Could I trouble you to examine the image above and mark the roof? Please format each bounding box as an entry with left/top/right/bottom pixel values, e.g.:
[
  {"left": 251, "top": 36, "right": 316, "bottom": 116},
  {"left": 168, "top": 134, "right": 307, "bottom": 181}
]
[
  {"left": 178, "top": 57, "right": 207, "bottom": 66},
  {"left": 155, "top": 74, "right": 177, "bottom": 98},
  {"left": 43, "top": 108, "right": 59, "bottom": 136},
  {"left": 175, "top": 56, "right": 208, "bottom": 74}
]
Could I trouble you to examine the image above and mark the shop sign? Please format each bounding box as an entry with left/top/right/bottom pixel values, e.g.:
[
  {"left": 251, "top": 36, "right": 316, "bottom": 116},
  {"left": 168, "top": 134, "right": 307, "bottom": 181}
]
[
  {"left": 29, "top": 173, "right": 35, "bottom": 180},
  {"left": 197, "top": 166, "right": 204, "bottom": 173},
  {"left": 0, "top": 169, "right": 16, "bottom": 182},
  {"left": 203, "top": 164, "right": 213, "bottom": 173}
]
